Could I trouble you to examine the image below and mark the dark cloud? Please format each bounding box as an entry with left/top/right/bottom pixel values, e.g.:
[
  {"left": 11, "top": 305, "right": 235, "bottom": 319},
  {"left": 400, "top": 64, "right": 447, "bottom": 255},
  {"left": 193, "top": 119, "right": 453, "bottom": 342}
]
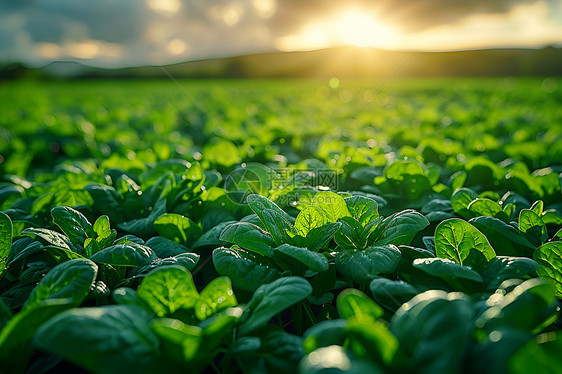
[{"left": 2, "top": 0, "right": 148, "bottom": 44}]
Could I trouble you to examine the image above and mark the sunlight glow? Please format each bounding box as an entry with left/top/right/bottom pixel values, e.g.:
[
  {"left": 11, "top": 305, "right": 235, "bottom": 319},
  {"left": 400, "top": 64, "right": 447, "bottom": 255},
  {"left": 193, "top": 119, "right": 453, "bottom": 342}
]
[
  {"left": 334, "top": 9, "right": 398, "bottom": 48},
  {"left": 276, "top": 8, "right": 399, "bottom": 51}
]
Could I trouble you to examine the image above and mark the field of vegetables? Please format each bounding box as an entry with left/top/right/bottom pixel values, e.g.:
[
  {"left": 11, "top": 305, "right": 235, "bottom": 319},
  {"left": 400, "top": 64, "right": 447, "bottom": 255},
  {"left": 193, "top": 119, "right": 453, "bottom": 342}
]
[{"left": 0, "top": 77, "right": 561, "bottom": 373}]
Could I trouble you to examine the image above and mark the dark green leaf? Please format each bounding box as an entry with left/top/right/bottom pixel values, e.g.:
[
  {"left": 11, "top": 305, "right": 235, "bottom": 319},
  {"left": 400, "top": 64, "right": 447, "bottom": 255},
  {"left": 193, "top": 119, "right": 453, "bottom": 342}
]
[
  {"left": 470, "top": 216, "right": 535, "bottom": 257},
  {"left": 34, "top": 305, "right": 161, "bottom": 374},
  {"left": 238, "top": 276, "right": 312, "bottom": 336},
  {"left": 369, "top": 278, "right": 420, "bottom": 311},
  {"left": 391, "top": 290, "right": 474, "bottom": 374},
  {"left": 0, "top": 299, "right": 74, "bottom": 373},
  {"left": 90, "top": 242, "right": 157, "bottom": 267},
  {"left": 412, "top": 257, "right": 484, "bottom": 292},
  {"left": 519, "top": 209, "right": 548, "bottom": 246},
  {"left": 23, "top": 258, "right": 97, "bottom": 310},
  {"left": 335, "top": 245, "right": 401, "bottom": 284},
  {"left": 137, "top": 265, "right": 199, "bottom": 317},
  {"left": 213, "top": 247, "right": 282, "bottom": 291},
  {"left": 275, "top": 244, "right": 329, "bottom": 272},
  {"left": 220, "top": 222, "right": 275, "bottom": 255},
  {"left": 51, "top": 206, "right": 95, "bottom": 246},
  {"left": 371, "top": 209, "right": 429, "bottom": 246}
]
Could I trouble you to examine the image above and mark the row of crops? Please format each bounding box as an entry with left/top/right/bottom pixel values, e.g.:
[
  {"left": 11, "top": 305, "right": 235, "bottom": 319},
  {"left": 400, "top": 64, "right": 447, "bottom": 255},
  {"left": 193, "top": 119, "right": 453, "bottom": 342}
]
[{"left": 0, "top": 78, "right": 561, "bottom": 373}]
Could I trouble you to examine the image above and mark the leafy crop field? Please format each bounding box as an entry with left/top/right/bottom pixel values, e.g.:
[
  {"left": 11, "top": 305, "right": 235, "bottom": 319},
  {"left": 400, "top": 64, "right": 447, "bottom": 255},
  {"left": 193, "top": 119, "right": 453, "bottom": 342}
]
[{"left": 0, "top": 77, "right": 561, "bottom": 373}]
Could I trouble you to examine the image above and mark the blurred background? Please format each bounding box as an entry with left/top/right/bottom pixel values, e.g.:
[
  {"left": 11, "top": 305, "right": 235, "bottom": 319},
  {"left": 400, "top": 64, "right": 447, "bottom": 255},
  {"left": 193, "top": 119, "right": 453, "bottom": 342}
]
[{"left": 1, "top": 0, "right": 562, "bottom": 78}]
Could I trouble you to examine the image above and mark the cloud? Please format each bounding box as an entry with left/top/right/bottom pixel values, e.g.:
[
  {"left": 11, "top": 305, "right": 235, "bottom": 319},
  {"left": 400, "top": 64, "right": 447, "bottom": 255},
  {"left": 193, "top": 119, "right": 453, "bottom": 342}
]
[
  {"left": 268, "top": 0, "right": 557, "bottom": 33},
  {"left": 0, "top": 0, "right": 560, "bottom": 67}
]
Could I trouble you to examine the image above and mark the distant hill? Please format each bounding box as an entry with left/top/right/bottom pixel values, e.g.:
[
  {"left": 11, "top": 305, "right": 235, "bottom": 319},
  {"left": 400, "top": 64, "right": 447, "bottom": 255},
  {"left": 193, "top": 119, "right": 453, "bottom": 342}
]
[{"left": 2, "top": 46, "right": 562, "bottom": 79}]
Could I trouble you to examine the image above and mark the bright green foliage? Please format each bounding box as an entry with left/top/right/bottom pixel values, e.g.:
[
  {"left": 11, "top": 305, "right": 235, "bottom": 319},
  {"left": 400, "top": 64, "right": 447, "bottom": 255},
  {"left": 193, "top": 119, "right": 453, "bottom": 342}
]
[
  {"left": 534, "top": 241, "right": 562, "bottom": 297},
  {"left": 0, "top": 212, "right": 12, "bottom": 276},
  {"left": 137, "top": 265, "right": 199, "bottom": 317},
  {"left": 435, "top": 218, "right": 496, "bottom": 271},
  {"left": 0, "top": 78, "right": 561, "bottom": 373}
]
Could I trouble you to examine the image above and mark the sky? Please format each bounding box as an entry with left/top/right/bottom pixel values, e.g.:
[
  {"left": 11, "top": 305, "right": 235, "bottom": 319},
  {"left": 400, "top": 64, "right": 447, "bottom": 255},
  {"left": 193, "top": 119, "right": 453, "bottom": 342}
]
[{"left": 1, "top": 0, "right": 562, "bottom": 68}]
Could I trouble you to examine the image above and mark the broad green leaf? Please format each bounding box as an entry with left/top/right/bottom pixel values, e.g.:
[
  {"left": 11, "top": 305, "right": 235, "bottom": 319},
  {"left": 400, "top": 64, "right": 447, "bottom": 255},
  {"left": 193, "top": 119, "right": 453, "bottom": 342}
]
[
  {"left": 0, "top": 299, "right": 74, "bottom": 373},
  {"left": 476, "top": 278, "right": 557, "bottom": 333},
  {"left": 335, "top": 216, "right": 364, "bottom": 249},
  {"left": 51, "top": 206, "right": 95, "bottom": 246},
  {"left": 336, "top": 288, "right": 384, "bottom": 321},
  {"left": 275, "top": 244, "right": 329, "bottom": 272},
  {"left": 194, "top": 276, "right": 238, "bottom": 321},
  {"left": 117, "top": 198, "right": 167, "bottom": 238},
  {"left": 451, "top": 187, "right": 479, "bottom": 219},
  {"left": 391, "top": 291, "right": 474, "bottom": 374},
  {"left": 369, "top": 278, "right": 420, "bottom": 311},
  {"left": 533, "top": 241, "right": 562, "bottom": 297},
  {"left": 295, "top": 206, "right": 327, "bottom": 236},
  {"left": 262, "top": 209, "right": 296, "bottom": 246},
  {"left": 344, "top": 195, "right": 379, "bottom": 226},
  {"left": 21, "top": 227, "right": 74, "bottom": 251},
  {"left": 238, "top": 276, "right": 312, "bottom": 336},
  {"left": 145, "top": 236, "right": 191, "bottom": 258},
  {"left": 468, "top": 198, "right": 509, "bottom": 221},
  {"left": 305, "top": 222, "right": 341, "bottom": 252},
  {"left": 0, "top": 212, "right": 12, "bottom": 276},
  {"left": 370, "top": 209, "right": 429, "bottom": 246},
  {"left": 150, "top": 318, "right": 202, "bottom": 362},
  {"left": 246, "top": 194, "right": 295, "bottom": 224},
  {"left": 131, "top": 252, "right": 200, "bottom": 276},
  {"left": 232, "top": 330, "right": 304, "bottom": 374},
  {"left": 311, "top": 191, "right": 350, "bottom": 223},
  {"left": 335, "top": 245, "right": 401, "bottom": 284},
  {"left": 480, "top": 256, "right": 539, "bottom": 290},
  {"left": 154, "top": 213, "right": 202, "bottom": 245},
  {"left": 519, "top": 209, "right": 548, "bottom": 246},
  {"left": 220, "top": 222, "right": 275, "bottom": 255},
  {"left": 137, "top": 265, "right": 199, "bottom": 317},
  {"left": 34, "top": 305, "right": 160, "bottom": 374},
  {"left": 470, "top": 216, "right": 535, "bottom": 257},
  {"left": 213, "top": 247, "right": 282, "bottom": 291},
  {"left": 23, "top": 258, "right": 97, "bottom": 310},
  {"left": 412, "top": 257, "right": 484, "bottom": 292},
  {"left": 90, "top": 242, "right": 157, "bottom": 267},
  {"left": 435, "top": 218, "right": 495, "bottom": 271}
]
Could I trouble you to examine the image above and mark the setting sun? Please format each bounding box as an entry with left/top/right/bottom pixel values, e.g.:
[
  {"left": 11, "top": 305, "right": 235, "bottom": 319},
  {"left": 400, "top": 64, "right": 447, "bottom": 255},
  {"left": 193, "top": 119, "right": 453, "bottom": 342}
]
[
  {"left": 276, "top": 8, "right": 399, "bottom": 51},
  {"left": 333, "top": 9, "right": 398, "bottom": 48}
]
